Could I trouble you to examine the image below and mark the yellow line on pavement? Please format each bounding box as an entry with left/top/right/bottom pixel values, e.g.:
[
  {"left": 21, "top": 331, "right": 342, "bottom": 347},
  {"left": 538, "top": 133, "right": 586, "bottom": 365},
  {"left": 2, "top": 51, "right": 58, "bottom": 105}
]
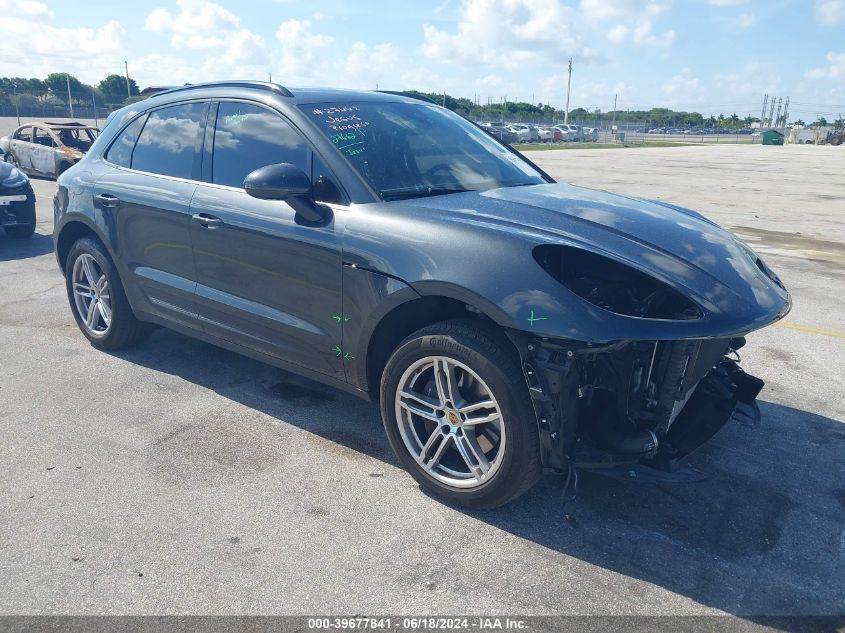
[{"left": 773, "top": 321, "right": 845, "bottom": 339}]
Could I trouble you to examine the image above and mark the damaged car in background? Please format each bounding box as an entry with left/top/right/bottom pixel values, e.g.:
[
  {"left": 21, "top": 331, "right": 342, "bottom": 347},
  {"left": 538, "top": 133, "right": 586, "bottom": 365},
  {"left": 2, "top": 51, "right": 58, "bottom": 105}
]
[
  {"left": 53, "top": 83, "right": 791, "bottom": 509},
  {"left": 0, "top": 122, "right": 99, "bottom": 179}
]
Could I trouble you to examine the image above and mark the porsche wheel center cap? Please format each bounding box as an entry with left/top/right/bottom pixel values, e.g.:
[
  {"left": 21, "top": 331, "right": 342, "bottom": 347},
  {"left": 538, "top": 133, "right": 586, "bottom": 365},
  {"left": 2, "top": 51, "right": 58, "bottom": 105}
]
[{"left": 447, "top": 411, "right": 461, "bottom": 426}]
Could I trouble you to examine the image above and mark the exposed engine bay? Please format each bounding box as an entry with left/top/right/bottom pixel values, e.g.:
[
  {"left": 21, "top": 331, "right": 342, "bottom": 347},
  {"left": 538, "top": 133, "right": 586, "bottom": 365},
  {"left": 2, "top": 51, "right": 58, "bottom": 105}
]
[{"left": 512, "top": 332, "right": 764, "bottom": 473}]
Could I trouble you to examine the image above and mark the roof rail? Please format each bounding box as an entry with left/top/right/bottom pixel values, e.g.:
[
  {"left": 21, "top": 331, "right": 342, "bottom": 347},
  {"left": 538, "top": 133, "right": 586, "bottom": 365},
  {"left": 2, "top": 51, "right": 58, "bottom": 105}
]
[{"left": 153, "top": 81, "right": 294, "bottom": 98}]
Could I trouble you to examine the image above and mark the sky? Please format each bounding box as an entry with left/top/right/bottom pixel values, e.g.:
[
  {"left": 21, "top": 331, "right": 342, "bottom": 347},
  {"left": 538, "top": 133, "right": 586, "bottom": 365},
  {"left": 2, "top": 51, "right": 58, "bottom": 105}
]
[{"left": 1, "top": 0, "right": 844, "bottom": 120}]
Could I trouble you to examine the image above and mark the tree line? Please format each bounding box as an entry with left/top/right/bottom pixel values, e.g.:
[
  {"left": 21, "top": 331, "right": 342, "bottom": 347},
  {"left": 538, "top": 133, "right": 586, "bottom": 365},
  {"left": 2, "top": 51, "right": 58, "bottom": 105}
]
[
  {"left": 0, "top": 73, "right": 141, "bottom": 110},
  {"left": 404, "top": 91, "right": 765, "bottom": 128},
  {"left": 1, "top": 78, "right": 837, "bottom": 129}
]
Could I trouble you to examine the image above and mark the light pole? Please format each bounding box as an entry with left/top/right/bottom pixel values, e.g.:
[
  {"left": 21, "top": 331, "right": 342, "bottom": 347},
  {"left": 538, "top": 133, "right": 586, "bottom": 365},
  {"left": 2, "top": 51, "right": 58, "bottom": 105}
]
[
  {"left": 13, "top": 82, "right": 20, "bottom": 126},
  {"left": 66, "top": 74, "right": 74, "bottom": 118},
  {"left": 564, "top": 58, "right": 572, "bottom": 124},
  {"left": 124, "top": 60, "right": 131, "bottom": 99}
]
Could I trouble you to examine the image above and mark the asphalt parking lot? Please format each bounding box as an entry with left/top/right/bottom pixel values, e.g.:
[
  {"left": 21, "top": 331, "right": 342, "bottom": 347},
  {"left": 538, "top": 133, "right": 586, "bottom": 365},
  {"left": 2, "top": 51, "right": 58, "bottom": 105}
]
[{"left": 1, "top": 144, "right": 843, "bottom": 617}]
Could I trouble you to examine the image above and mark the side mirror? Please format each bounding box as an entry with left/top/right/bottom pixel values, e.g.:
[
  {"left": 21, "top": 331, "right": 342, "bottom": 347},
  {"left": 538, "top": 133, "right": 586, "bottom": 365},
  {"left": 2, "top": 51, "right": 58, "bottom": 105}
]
[{"left": 243, "top": 163, "right": 324, "bottom": 223}]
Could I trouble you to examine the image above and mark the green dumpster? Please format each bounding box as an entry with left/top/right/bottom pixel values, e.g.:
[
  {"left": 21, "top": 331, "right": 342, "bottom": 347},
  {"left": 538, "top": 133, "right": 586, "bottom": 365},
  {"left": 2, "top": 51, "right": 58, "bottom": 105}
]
[{"left": 761, "top": 129, "right": 784, "bottom": 146}]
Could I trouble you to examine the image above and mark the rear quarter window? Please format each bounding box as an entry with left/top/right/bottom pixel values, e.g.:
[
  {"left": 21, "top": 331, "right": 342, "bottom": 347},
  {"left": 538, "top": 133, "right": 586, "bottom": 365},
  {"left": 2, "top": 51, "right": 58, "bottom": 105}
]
[{"left": 105, "top": 116, "right": 146, "bottom": 168}]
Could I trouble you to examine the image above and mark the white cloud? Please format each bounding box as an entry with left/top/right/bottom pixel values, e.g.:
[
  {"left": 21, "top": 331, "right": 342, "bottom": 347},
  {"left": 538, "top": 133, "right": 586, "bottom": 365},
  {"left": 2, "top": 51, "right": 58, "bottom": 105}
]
[
  {"left": 707, "top": 0, "right": 748, "bottom": 6},
  {"left": 607, "top": 25, "right": 629, "bottom": 42},
  {"left": 145, "top": 0, "right": 268, "bottom": 66},
  {"left": 714, "top": 62, "right": 781, "bottom": 102},
  {"left": 275, "top": 18, "right": 334, "bottom": 80},
  {"left": 805, "top": 51, "right": 845, "bottom": 80},
  {"left": 421, "top": 0, "right": 586, "bottom": 69},
  {"left": 580, "top": 0, "right": 675, "bottom": 47},
  {"left": 661, "top": 69, "right": 704, "bottom": 106},
  {"left": 14, "top": 0, "right": 53, "bottom": 17},
  {"left": 737, "top": 13, "right": 757, "bottom": 27},
  {"left": 815, "top": 0, "right": 845, "bottom": 26},
  {"left": 0, "top": 0, "right": 125, "bottom": 82}
]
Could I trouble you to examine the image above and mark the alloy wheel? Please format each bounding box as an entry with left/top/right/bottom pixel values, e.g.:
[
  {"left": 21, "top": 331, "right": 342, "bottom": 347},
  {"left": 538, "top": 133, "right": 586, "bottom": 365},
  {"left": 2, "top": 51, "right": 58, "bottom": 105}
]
[
  {"left": 71, "top": 253, "right": 112, "bottom": 335},
  {"left": 395, "top": 356, "right": 506, "bottom": 489}
]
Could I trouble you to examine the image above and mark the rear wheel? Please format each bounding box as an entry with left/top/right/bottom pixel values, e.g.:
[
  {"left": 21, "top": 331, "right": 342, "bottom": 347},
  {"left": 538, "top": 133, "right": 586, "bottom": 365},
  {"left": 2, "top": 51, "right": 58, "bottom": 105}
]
[
  {"left": 65, "top": 237, "right": 151, "bottom": 349},
  {"left": 380, "top": 320, "right": 542, "bottom": 509}
]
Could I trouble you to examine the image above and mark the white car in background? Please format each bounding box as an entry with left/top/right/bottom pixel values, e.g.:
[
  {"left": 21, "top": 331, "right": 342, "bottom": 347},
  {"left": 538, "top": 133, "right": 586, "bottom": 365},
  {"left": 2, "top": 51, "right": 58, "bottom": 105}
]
[
  {"left": 507, "top": 124, "right": 535, "bottom": 142},
  {"left": 554, "top": 124, "right": 582, "bottom": 142},
  {"left": 537, "top": 127, "right": 555, "bottom": 142},
  {"left": 582, "top": 127, "right": 599, "bottom": 142}
]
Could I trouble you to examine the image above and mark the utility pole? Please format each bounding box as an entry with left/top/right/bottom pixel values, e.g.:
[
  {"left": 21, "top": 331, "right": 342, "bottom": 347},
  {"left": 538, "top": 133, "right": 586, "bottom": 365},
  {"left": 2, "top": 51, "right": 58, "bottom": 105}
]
[
  {"left": 91, "top": 90, "right": 98, "bottom": 127},
  {"left": 13, "top": 82, "right": 20, "bottom": 126},
  {"left": 124, "top": 60, "right": 131, "bottom": 99},
  {"left": 564, "top": 57, "right": 572, "bottom": 124},
  {"left": 611, "top": 93, "right": 618, "bottom": 133},
  {"left": 269, "top": 71, "right": 272, "bottom": 83},
  {"left": 66, "top": 74, "right": 74, "bottom": 118}
]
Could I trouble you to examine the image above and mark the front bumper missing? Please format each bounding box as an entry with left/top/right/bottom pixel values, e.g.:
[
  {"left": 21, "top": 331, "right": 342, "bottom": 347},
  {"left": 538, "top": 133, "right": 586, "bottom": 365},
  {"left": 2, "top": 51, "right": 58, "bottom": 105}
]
[
  {"left": 514, "top": 334, "right": 764, "bottom": 474},
  {"left": 643, "top": 359, "right": 763, "bottom": 471}
]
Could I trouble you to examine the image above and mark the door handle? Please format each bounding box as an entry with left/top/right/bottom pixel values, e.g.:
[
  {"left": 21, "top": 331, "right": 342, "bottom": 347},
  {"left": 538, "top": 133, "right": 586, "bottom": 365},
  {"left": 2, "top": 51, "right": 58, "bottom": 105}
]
[
  {"left": 192, "top": 213, "right": 223, "bottom": 229},
  {"left": 94, "top": 193, "right": 120, "bottom": 208}
]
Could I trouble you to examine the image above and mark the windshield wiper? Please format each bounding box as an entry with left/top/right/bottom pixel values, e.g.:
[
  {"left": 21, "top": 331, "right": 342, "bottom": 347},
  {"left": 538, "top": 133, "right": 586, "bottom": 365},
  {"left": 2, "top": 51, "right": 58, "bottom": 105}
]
[{"left": 380, "top": 187, "right": 471, "bottom": 202}]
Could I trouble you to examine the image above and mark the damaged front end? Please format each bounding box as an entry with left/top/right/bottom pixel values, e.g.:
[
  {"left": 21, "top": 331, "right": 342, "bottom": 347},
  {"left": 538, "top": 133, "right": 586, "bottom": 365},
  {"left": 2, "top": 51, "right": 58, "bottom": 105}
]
[{"left": 510, "top": 333, "right": 764, "bottom": 474}]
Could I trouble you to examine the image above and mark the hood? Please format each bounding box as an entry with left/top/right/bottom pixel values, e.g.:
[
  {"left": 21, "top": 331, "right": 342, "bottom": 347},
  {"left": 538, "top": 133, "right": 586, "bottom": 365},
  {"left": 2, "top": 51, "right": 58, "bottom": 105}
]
[
  {"left": 401, "top": 183, "right": 790, "bottom": 324},
  {"left": 0, "top": 160, "right": 27, "bottom": 183}
]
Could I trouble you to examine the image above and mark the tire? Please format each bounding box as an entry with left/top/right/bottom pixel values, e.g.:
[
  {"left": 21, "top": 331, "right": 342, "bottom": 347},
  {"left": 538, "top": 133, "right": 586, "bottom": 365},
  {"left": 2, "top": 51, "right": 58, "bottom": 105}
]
[
  {"left": 64, "top": 237, "right": 151, "bottom": 350},
  {"left": 380, "top": 319, "right": 542, "bottom": 509}
]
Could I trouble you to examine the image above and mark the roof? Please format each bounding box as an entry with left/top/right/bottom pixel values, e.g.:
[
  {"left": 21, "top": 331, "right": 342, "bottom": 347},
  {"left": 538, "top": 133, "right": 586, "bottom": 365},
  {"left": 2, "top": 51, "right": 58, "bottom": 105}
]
[
  {"left": 40, "top": 122, "right": 99, "bottom": 130},
  {"left": 147, "top": 81, "right": 429, "bottom": 106}
]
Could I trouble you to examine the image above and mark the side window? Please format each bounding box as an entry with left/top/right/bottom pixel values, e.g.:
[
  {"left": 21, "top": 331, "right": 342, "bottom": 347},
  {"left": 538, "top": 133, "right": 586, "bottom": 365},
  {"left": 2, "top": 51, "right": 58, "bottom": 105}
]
[
  {"left": 132, "top": 103, "right": 206, "bottom": 179},
  {"left": 15, "top": 127, "right": 33, "bottom": 142},
  {"left": 212, "top": 102, "right": 309, "bottom": 188},
  {"left": 34, "top": 128, "right": 55, "bottom": 147},
  {"left": 105, "top": 115, "right": 146, "bottom": 168}
]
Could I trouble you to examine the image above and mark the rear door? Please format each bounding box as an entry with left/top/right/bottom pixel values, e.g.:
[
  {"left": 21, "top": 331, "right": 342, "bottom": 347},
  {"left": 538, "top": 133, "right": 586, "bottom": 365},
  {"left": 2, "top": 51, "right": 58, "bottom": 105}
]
[
  {"left": 94, "top": 102, "right": 208, "bottom": 330},
  {"left": 189, "top": 100, "right": 346, "bottom": 378},
  {"left": 30, "top": 126, "right": 58, "bottom": 177}
]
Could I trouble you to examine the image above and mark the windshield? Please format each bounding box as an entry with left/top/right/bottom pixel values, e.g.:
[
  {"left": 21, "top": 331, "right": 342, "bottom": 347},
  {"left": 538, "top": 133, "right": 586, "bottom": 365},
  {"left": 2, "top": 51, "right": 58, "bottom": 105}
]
[
  {"left": 302, "top": 101, "right": 545, "bottom": 201},
  {"left": 54, "top": 127, "right": 99, "bottom": 151}
]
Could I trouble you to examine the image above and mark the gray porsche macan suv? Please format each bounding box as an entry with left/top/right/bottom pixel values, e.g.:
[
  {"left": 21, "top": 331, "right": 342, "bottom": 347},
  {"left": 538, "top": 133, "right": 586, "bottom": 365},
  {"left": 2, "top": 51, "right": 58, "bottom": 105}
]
[{"left": 54, "top": 82, "right": 790, "bottom": 508}]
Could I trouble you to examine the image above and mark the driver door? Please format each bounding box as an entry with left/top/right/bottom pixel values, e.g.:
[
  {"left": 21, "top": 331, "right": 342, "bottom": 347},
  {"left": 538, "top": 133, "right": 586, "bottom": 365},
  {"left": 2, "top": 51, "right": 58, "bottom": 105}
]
[{"left": 189, "top": 101, "right": 346, "bottom": 379}]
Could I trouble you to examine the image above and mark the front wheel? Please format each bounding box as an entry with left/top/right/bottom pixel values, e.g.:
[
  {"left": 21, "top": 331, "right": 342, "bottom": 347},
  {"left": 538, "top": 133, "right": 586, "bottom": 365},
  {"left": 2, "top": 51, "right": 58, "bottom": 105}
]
[{"left": 380, "top": 320, "right": 542, "bottom": 509}]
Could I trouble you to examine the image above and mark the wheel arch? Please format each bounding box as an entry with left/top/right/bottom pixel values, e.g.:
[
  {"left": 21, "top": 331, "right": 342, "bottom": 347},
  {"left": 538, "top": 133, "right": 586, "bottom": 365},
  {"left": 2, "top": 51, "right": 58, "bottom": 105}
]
[
  {"left": 55, "top": 219, "right": 110, "bottom": 275},
  {"left": 364, "top": 292, "right": 520, "bottom": 401}
]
